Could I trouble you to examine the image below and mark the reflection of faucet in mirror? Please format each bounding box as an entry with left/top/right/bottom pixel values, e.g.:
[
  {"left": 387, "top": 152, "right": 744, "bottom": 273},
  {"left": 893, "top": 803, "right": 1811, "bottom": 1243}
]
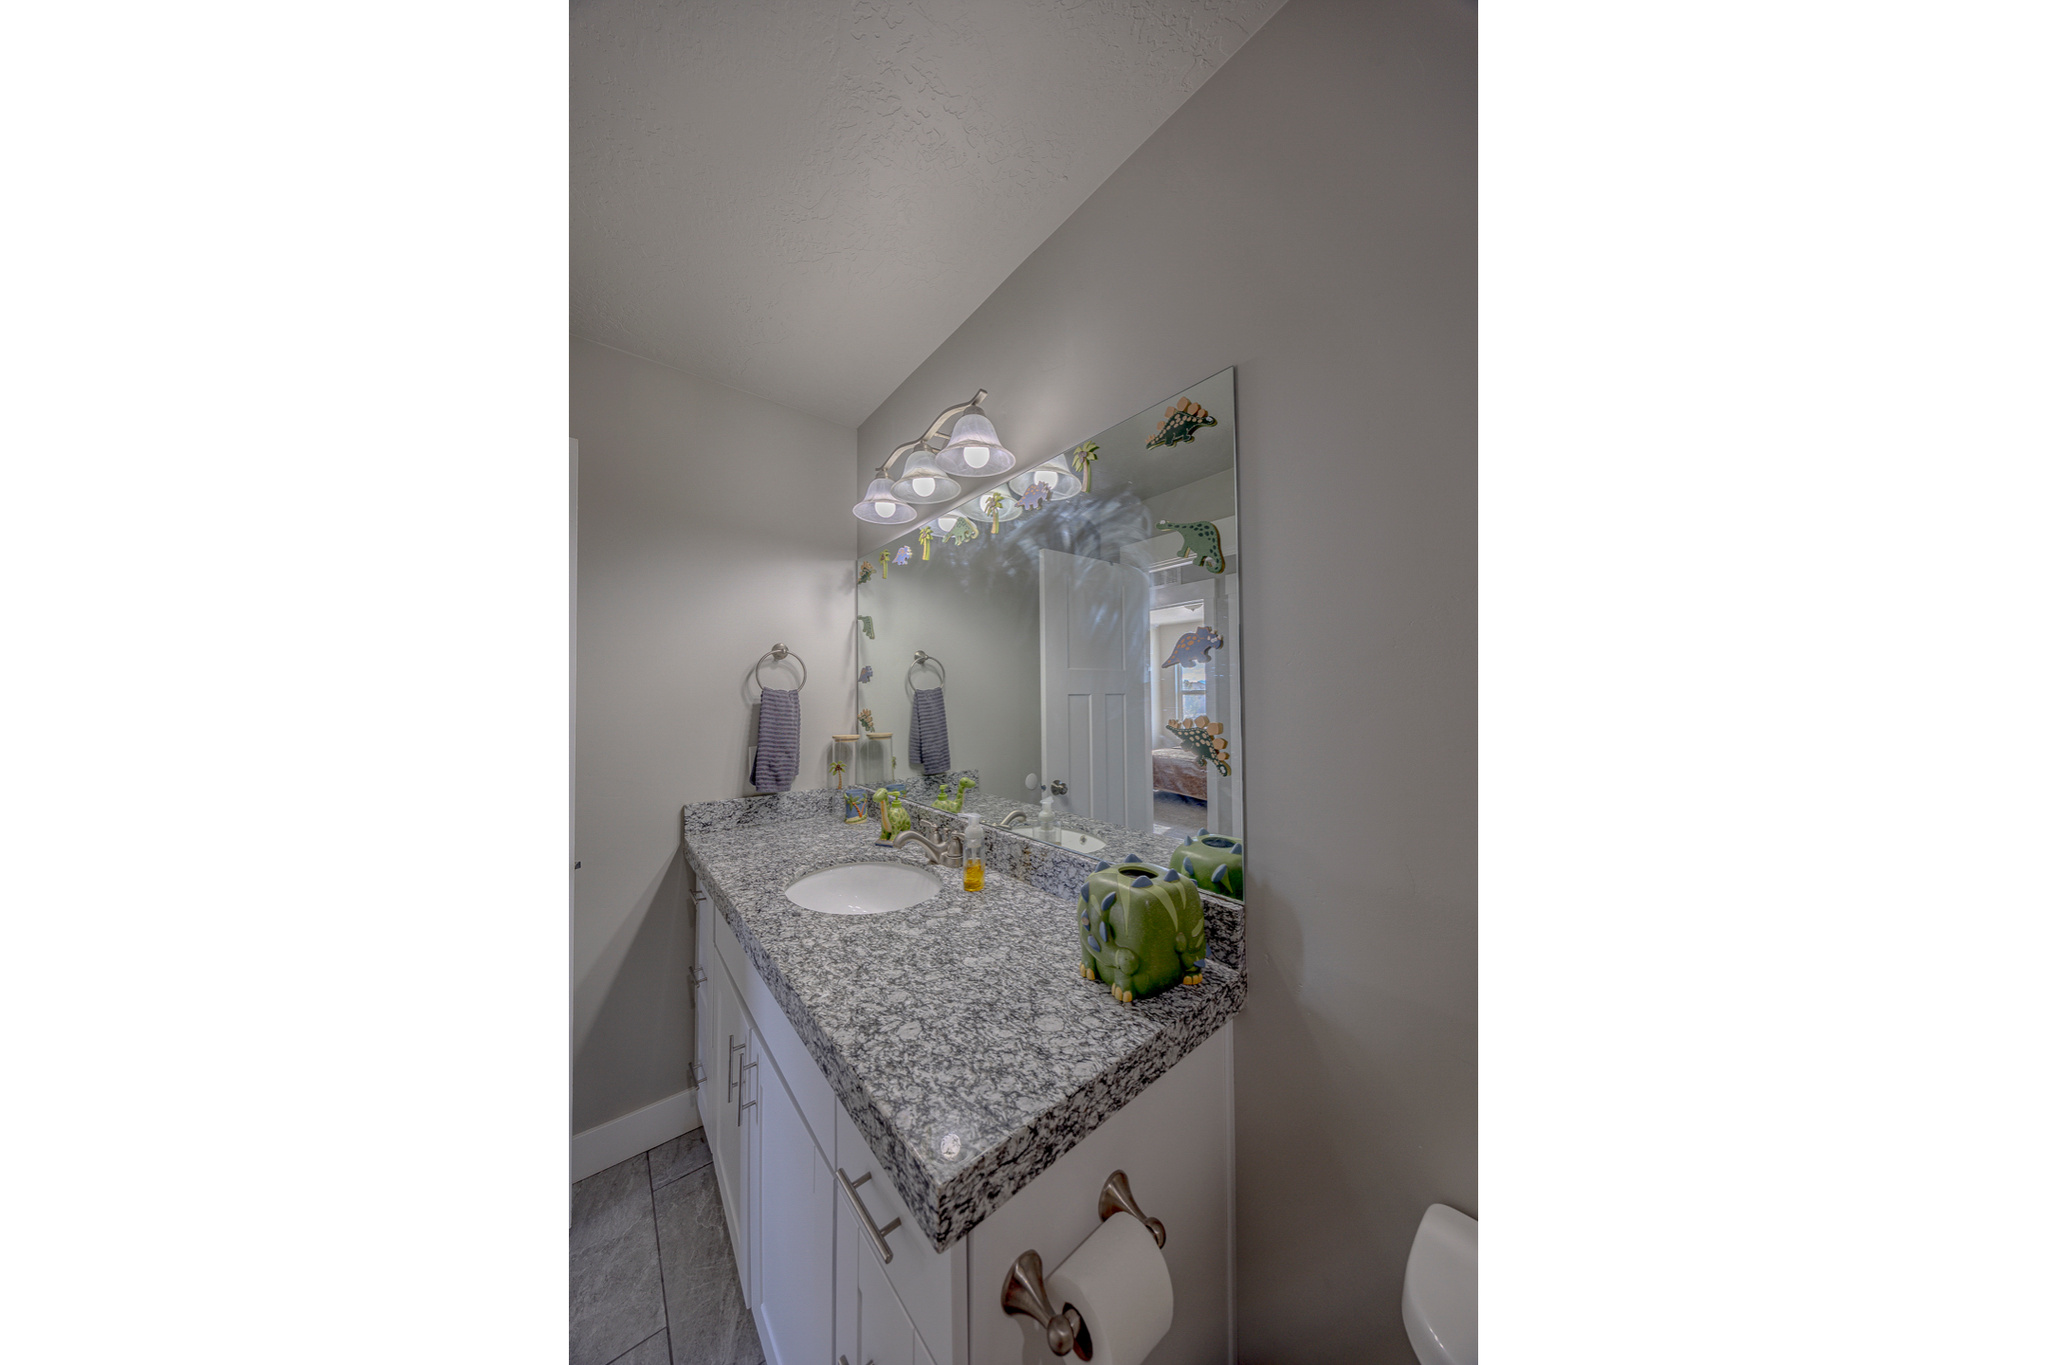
[{"left": 997, "top": 810, "right": 1032, "bottom": 829}]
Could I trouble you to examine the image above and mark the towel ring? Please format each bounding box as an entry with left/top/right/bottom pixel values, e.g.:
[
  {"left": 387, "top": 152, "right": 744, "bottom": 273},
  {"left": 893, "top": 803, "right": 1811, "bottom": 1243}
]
[
  {"left": 911, "top": 650, "right": 946, "bottom": 686},
  {"left": 753, "top": 644, "right": 807, "bottom": 692}
]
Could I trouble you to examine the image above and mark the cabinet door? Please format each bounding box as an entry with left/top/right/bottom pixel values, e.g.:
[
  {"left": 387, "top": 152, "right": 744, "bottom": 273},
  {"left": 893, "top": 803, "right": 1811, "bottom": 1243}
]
[
  {"left": 855, "top": 1229, "right": 917, "bottom": 1365},
  {"left": 754, "top": 1048, "right": 834, "bottom": 1365},
  {"left": 691, "top": 891, "right": 712, "bottom": 1093},
  {"left": 706, "top": 959, "right": 751, "bottom": 1302}
]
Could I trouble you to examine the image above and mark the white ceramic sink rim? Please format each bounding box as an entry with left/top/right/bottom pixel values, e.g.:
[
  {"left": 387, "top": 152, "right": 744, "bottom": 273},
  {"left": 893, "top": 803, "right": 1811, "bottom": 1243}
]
[
  {"left": 784, "top": 861, "right": 943, "bottom": 915},
  {"left": 1041, "top": 828, "right": 1107, "bottom": 853}
]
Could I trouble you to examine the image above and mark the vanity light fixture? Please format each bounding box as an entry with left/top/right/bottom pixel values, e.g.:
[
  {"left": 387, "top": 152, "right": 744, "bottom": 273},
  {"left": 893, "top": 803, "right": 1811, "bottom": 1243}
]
[
  {"left": 854, "top": 387, "right": 1014, "bottom": 524},
  {"left": 1009, "top": 462, "right": 1082, "bottom": 502}
]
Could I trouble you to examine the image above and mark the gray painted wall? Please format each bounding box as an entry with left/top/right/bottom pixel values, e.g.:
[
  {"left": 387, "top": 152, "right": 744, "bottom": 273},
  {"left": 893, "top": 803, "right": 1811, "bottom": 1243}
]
[
  {"left": 572, "top": 336, "right": 855, "bottom": 1134},
  {"left": 852, "top": 2, "right": 1476, "bottom": 1357}
]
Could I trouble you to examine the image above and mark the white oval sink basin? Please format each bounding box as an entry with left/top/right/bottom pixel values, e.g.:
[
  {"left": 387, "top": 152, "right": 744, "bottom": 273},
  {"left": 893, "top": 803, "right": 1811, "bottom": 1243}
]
[
  {"left": 785, "top": 861, "right": 943, "bottom": 915},
  {"left": 1037, "top": 828, "right": 1107, "bottom": 854}
]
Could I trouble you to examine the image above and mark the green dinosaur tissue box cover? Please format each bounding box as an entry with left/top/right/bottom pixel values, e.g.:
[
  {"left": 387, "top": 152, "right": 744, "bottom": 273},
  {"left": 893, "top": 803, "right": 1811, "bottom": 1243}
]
[
  {"left": 1077, "top": 859, "right": 1208, "bottom": 1003},
  {"left": 1169, "top": 831, "right": 1244, "bottom": 898}
]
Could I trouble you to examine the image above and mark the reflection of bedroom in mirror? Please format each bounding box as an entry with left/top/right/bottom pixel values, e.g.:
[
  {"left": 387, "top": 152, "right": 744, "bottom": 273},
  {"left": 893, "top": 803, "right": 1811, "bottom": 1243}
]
[{"left": 853, "top": 367, "right": 1244, "bottom": 899}]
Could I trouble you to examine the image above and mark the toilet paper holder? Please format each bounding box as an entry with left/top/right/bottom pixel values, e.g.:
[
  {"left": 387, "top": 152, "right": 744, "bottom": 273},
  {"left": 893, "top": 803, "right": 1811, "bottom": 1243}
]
[{"left": 1001, "top": 1170, "right": 1167, "bottom": 1356}]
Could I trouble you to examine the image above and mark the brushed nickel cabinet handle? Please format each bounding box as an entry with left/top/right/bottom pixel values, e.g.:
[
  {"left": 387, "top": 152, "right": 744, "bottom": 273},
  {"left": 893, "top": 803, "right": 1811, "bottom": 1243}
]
[
  {"left": 727, "top": 1035, "right": 743, "bottom": 1100},
  {"left": 737, "top": 1058, "right": 757, "bottom": 1127},
  {"left": 835, "top": 1168, "right": 902, "bottom": 1264}
]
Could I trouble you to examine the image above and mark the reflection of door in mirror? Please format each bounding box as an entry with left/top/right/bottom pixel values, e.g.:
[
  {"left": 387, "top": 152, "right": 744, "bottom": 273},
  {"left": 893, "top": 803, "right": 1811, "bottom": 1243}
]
[{"left": 1038, "top": 547, "right": 1152, "bottom": 833}]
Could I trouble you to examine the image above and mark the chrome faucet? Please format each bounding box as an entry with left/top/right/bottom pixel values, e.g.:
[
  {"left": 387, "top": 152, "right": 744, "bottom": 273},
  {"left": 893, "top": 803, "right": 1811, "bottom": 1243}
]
[
  {"left": 892, "top": 829, "right": 964, "bottom": 868},
  {"left": 996, "top": 809, "right": 1033, "bottom": 829}
]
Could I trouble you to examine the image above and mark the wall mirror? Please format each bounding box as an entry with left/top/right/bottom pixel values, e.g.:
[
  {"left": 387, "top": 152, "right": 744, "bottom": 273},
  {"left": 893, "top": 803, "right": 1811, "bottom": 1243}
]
[{"left": 853, "top": 367, "right": 1243, "bottom": 898}]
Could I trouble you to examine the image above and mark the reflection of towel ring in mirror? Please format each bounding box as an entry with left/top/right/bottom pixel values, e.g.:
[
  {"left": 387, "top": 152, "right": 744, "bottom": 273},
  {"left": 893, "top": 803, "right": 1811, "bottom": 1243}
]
[
  {"left": 910, "top": 650, "right": 947, "bottom": 687},
  {"left": 753, "top": 643, "right": 807, "bottom": 692}
]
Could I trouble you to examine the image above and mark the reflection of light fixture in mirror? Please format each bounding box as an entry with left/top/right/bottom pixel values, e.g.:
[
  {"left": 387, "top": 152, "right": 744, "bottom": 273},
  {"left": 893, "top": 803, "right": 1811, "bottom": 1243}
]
[
  {"left": 935, "top": 407, "right": 1017, "bottom": 477},
  {"left": 1009, "top": 463, "right": 1082, "bottom": 501},
  {"left": 959, "top": 489, "right": 1013, "bottom": 522},
  {"left": 852, "top": 476, "right": 919, "bottom": 524},
  {"left": 932, "top": 513, "right": 962, "bottom": 534},
  {"left": 890, "top": 448, "right": 961, "bottom": 504}
]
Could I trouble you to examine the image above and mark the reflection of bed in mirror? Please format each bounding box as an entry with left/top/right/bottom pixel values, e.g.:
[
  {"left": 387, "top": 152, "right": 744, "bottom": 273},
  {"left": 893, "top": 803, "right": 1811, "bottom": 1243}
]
[{"left": 1153, "top": 747, "right": 1207, "bottom": 800}]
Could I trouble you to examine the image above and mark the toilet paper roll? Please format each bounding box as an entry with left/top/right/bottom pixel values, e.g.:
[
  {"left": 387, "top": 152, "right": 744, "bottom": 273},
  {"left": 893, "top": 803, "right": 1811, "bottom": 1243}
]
[{"left": 1045, "top": 1212, "right": 1174, "bottom": 1365}]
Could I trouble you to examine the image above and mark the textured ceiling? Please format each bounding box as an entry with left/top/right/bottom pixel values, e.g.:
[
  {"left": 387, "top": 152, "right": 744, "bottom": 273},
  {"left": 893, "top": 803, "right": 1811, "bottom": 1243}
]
[{"left": 572, "top": 0, "right": 1286, "bottom": 427}]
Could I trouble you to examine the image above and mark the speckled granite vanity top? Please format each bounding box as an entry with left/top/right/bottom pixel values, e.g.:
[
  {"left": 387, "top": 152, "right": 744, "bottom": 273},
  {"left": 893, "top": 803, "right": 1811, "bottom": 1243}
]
[{"left": 681, "top": 789, "right": 1246, "bottom": 1252}]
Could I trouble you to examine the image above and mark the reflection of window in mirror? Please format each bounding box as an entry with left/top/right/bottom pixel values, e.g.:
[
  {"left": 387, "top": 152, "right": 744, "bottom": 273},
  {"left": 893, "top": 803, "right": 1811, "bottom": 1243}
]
[
  {"left": 1176, "top": 660, "right": 1207, "bottom": 721},
  {"left": 1149, "top": 600, "right": 1208, "bottom": 744}
]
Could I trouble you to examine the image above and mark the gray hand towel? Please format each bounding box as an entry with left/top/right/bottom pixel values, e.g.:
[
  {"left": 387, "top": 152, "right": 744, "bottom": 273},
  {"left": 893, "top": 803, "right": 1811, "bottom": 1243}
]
[
  {"left": 750, "top": 687, "right": 801, "bottom": 792},
  {"left": 908, "top": 686, "right": 950, "bottom": 775}
]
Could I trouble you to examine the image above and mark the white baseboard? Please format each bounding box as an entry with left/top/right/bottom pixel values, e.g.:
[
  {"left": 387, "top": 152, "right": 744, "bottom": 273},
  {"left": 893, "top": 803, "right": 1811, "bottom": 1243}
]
[{"left": 572, "top": 1087, "right": 702, "bottom": 1182}]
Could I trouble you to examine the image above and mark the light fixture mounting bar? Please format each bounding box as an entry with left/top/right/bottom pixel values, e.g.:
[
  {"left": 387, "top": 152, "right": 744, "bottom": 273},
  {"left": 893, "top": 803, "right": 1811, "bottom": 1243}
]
[{"left": 876, "top": 389, "right": 991, "bottom": 478}]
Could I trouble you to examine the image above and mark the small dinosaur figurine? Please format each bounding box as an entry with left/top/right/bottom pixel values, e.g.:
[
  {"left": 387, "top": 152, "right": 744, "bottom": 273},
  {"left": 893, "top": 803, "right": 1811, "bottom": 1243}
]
[
  {"left": 892, "top": 545, "right": 913, "bottom": 567},
  {"left": 1166, "top": 714, "right": 1232, "bottom": 776},
  {"left": 1161, "top": 626, "right": 1224, "bottom": 670},
  {"left": 1144, "top": 397, "right": 1218, "bottom": 450},
  {"left": 1158, "top": 519, "right": 1226, "bottom": 574},
  {"left": 856, "top": 614, "right": 874, "bottom": 639},
  {"left": 946, "top": 518, "right": 979, "bottom": 547},
  {"left": 1068, "top": 441, "right": 1100, "bottom": 492},
  {"left": 1017, "top": 486, "right": 1049, "bottom": 512},
  {"left": 858, "top": 665, "right": 873, "bottom": 683}
]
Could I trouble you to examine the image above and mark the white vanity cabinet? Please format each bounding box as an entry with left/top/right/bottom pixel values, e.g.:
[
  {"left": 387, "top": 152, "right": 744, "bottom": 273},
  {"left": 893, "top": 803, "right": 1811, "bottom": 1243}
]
[{"left": 692, "top": 888, "right": 1234, "bottom": 1365}]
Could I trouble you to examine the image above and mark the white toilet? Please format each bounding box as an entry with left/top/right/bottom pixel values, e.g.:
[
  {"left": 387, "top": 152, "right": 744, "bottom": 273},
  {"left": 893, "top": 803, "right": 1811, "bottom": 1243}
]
[{"left": 1402, "top": 1203, "right": 1477, "bottom": 1365}]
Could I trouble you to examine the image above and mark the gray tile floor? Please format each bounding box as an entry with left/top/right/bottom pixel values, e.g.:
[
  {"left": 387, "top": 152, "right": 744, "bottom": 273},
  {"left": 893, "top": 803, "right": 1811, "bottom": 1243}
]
[{"left": 571, "top": 1129, "right": 763, "bottom": 1365}]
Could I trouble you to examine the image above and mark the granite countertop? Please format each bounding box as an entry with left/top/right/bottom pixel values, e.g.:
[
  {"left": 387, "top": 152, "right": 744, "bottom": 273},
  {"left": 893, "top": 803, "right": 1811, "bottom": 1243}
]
[{"left": 681, "top": 790, "right": 1246, "bottom": 1252}]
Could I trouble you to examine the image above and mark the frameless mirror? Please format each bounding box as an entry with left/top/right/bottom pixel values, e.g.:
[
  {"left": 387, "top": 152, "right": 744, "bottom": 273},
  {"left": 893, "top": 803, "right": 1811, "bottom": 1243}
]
[{"left": 852, "top": 368, "right": 1243, "bottom": 899}]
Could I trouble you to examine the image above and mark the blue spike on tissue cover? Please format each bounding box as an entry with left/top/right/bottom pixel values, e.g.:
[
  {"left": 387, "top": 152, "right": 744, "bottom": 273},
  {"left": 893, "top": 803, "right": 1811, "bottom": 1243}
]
[
  {"left": 1130, "top": 875, "right": 1153, "bottom": 888},
  {"left": 1163, "top": 869, "right": 1180, "bottom": 882},
  {"left": 1095, "top": 860, "right": 1110, "bottom": 871}
]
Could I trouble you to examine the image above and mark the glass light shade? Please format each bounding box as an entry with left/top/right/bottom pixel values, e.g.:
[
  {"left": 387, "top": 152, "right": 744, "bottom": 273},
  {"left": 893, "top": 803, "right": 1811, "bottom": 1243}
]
[
  {"left": 889, "top": 450, "right": 961, "bottom": 503},
  {"left": 960, "top": 488, "right": 1018, "bottom": 522},
  {"left": 932, "top": 514, "right": 961, "bottom": 534},
  {"left": 852, "top": 475, "right": 919, "bottom": 524},
  {"left": 935, "top": 409, "right": 1017, "bottom": 477},
  {"left": 1008, "top": 463, "right": 1082, "bottom": 501}
]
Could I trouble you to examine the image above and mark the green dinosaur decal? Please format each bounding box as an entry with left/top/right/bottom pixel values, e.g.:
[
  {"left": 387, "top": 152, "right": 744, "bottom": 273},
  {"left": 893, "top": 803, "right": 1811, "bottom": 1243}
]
[
  {"left": 856, "top": 614, "right": 875, "bottom": 639},
  {"left": 1144, "top": 397, "right": 1218, "bottom": 450},
  {"left": 946, "top": 518, "right": 979, "bottom": 547},
  {"left": 1077, "top": 859, "right": 1208, "bottom": 1002},
  {"left": 1165, "top": 714, "right": 1232, "bottom": 776},
  {"left": 1158, "top": 519, "right": 1225, "bottom": 574}
]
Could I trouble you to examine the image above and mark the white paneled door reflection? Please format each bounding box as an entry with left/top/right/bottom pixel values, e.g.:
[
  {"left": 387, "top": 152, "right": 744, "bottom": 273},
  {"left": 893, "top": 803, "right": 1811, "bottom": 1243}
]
[{"left": 1039, "top": 547, "right": 1151, "bottom": 833}]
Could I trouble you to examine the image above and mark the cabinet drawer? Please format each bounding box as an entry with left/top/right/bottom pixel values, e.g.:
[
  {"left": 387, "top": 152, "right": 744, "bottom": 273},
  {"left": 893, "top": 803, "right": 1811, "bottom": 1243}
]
[
  {"left": 835, "top": 1103, "right": 961, "bottom": 1362},
  {"left": 714, "top": 899, "right": 839, "bottom": 1162}
]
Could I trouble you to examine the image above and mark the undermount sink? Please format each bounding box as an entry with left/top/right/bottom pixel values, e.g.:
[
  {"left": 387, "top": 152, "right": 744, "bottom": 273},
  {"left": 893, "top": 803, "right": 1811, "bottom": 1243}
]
[
  {"left": 784, "top": 861, "right": 943, "bottom": 915},
  {"left": 1035, "top": 827, "right": 1107, "bottom": 854}
]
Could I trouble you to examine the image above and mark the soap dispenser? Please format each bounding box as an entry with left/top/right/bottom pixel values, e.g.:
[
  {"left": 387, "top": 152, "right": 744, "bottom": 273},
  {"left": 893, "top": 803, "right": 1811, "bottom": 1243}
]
[{"left": 961, "top": 812, "right": 985, "bottom": 892}]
